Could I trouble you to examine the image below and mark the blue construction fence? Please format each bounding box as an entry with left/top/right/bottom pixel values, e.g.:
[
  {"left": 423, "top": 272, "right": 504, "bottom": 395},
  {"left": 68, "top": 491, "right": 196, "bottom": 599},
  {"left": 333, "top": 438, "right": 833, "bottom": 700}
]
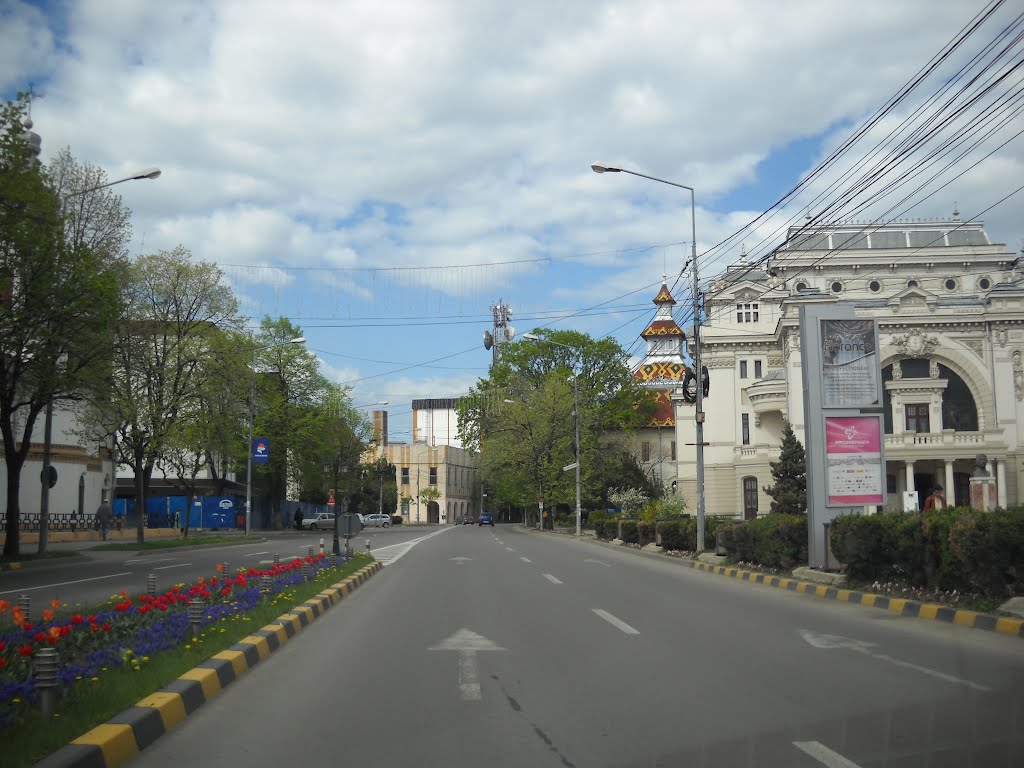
[
  {"left": 111, "top": 496, "right": 334, "bottom": 530},
  {"left": 113, "top": 496, "right": 245, "bottom": 530}
]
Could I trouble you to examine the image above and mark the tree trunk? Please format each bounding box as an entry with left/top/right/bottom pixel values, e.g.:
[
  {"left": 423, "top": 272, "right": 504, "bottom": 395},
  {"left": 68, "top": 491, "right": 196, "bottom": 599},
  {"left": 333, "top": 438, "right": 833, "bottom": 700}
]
[
  {"left": 37, "top": 400, "right": 54, "bottom": 555},
  {"left": 184, "top": 491, "right": 193, "bottom": 539},
  {"left": 3, "top": 451, "right": 23, "bottom": 558},
  {"left": 134, "top": 440, "right": 145, "bottom": 544}
]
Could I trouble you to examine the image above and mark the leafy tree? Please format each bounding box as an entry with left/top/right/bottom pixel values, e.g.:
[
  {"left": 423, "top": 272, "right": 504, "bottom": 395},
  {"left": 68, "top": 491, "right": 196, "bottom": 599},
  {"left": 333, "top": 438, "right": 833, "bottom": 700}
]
[
  {"left": 416, "top": 485, "right": 440, "bottom": 522},
  {"left": 251, "top": 317, "right": 331, "bottom": 529},
  {"left": 608, "top": 487, "right": 649, "bottom": 518},
  {"left": 457, "top": 329, "right": 654, "bottom": 523},
  {"left": 764, "top": 422, "right": 807, "bottom": 515},
  {"left": 0, "top": 95, "right": 126, "bottom": 557}
]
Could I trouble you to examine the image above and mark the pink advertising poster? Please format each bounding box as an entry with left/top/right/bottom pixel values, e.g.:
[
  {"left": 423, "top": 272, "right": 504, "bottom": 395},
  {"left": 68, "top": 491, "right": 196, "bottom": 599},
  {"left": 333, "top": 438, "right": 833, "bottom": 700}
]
[{"left": 825, "top": 415, "right": 884, "bottom": 506}]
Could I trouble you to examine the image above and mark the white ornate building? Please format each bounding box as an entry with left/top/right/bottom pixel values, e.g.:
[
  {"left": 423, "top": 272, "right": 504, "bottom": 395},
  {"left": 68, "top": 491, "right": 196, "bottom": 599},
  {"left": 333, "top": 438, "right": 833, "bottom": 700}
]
[{"left": 672, "top": 217, "right": 1023, "bottom": 517}]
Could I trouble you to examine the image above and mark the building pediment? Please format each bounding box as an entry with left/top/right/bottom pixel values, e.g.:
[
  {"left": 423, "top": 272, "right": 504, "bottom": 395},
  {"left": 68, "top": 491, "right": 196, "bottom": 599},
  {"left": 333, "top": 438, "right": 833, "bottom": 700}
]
[{"left": 887, "top": 285, "right": 937, "bottom": 312}]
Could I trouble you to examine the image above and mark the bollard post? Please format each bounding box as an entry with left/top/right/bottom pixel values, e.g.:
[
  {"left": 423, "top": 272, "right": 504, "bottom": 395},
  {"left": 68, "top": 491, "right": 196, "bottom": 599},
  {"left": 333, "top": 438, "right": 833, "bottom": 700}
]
[
  {"left": 147, "top": 573, "right": 157, "bottom": 597},
  {"left": 301, "top": 561, "right": 312, "bottom": 581},
  {"left": 319, "top": 537, "right": 324, "bottom": 556},
  {"left": 34, "top": 647, "right": 59, "bottom": 718},
  {"left": 223, "top": 562, "right": 230, "bottom": 576},
  {"left": 18, "top": 594, "right": 30, "bottom": 623},
  {"left": 260, "top": 574, "right": 272, "bottom": 601},
  {"left": 273, "top": 552, "right": 280, "bottom": 565},
  {"left": 365, "top": 538, "right": 371, "bottom": 554},
  {"left": 188, "top": 598, "right": 203, "bottom": 639},
  {"left": 307, "top": 545, "right": 314, "bottom": 558}
]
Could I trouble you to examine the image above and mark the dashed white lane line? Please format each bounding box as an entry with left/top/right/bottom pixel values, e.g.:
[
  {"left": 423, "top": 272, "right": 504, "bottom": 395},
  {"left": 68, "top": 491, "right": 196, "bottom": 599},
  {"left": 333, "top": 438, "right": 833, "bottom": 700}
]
[
  {"left": 505, "top": 547, "right": 515, "bottom": 552},
  {"left": 793, "top": 741, "right": 864, "bottom": 768},
  {"left": 0, "top": 572, "right": 132, "bottom": 595},
  {"left": 543, "top": 573, "right": 563, "bottom": 584},
  {"left": 592, "top": 609, "right": 640, "bottom": 635},
  {"left": 154, "top": 563, "right": 192, "bottom": 570},
  {"left": 520, "top": 557, "right": 532, "bottom": 563},
  {"left": 244, "top": 551, "right": 270, "bottom": 557}
]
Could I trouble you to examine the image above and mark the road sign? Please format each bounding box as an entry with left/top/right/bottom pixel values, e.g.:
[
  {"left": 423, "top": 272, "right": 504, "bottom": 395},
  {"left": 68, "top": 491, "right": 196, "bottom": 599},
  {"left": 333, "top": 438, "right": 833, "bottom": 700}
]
[
  {"left": 252, "top": 437, "right": 269, "bottom": 463},
  {"left": 562, "top": 462, "right": 577, "bottom": 471},
  {"left": 40, "top": 465, "right": 57, "bottom": 488},
  {"left": 341, "top": 513, "right": 361, "bottom": 537}
]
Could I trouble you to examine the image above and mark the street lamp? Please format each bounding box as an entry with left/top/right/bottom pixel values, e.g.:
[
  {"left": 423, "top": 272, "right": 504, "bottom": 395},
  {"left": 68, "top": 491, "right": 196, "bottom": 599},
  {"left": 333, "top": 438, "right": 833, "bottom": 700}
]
[
  {"left": 522, "top": 332, "right": 582, "bottom": 537},
  {"left": 592, "top": 162, "right": 706, "bottom": 550},
  {"left": 38, "top": 167, "right": 161, "bottom": 553},
  {"left": 245, "top": 336, "right": 305, "bottom": 535}
]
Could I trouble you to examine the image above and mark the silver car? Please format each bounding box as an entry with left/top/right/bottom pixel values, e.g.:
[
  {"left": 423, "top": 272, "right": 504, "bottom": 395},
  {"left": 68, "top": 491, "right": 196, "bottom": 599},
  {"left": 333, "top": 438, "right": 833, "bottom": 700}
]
[
  {"left": 362, "top": 513, "right": 391, "bottom": 528},
  {"left": 300, "top": 512, "right": 335, "bottom": 530}
]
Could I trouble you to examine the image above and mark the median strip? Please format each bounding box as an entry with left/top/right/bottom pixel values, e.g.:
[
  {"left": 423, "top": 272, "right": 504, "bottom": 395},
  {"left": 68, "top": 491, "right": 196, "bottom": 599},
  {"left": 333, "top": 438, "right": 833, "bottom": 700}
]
[{"left": 35, "top": 560, "right": 383, "bottom": 768}]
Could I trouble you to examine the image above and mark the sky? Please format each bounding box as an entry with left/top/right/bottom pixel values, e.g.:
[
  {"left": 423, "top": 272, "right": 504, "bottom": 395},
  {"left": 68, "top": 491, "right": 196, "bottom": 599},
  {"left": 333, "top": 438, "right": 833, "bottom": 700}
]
[{"left": 3, "top": 0, "right": 1023, "bottom": 440}]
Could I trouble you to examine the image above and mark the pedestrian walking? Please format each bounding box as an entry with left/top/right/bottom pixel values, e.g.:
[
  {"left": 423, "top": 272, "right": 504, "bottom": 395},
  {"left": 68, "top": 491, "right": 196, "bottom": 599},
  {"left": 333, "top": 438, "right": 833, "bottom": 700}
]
[
  {"left": 923, "top": 484, "right": 946, "bottom": 511},
  {"left": 96, "top": 499, "right": 112, "bottom": 541},
  {"left": 294, "top": 508, "right": 304, "bottom": 530}
]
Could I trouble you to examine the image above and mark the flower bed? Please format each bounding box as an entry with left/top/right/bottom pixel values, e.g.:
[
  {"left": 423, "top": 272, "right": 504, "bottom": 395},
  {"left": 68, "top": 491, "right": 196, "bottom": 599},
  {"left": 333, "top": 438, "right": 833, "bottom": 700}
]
[{"left": 0, "top": 552, "right": 339, "bottom": 729}]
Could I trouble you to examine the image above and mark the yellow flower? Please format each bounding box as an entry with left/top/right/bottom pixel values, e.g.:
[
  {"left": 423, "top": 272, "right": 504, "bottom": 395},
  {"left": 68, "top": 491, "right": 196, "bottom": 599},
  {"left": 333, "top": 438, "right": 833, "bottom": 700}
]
[
  {"left": 142, "top": 656, "right": 150, "bottom": 662},
  {"left": 91, "top": 677, "right": 99, "bottom": 682},
  {"left": 12, "top": 698, "right": 21, "bottom": 704},
  {"left": 185, "top": 644, "right": 191, "bottom": 650}
]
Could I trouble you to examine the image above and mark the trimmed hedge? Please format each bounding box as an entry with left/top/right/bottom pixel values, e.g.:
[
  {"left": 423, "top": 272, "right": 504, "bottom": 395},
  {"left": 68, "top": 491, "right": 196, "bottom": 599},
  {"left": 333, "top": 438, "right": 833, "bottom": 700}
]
[
  {"left": 829, "top": 507, "right": 1024, "bottom": 598},
  {"left": 716, "top": 515, "right": 808, "bottom": 569}
]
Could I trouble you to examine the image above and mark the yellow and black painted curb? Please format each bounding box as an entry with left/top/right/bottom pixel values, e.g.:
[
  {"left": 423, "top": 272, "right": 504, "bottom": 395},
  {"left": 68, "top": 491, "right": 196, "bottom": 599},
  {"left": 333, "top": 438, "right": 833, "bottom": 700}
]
[
  {"left": 35, "top": 560, "right": 383, "bottom": 768},
  {"left": 0, "top": 561, "right": 22, "bottom": 571},
  {"left": 677, "top": 558, "right": 1024, "bottom": 639}
]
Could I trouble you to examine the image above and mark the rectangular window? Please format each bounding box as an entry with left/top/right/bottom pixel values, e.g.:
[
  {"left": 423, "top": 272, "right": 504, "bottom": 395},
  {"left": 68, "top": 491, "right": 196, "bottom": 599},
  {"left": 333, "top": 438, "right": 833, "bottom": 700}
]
[
  {"left": 905, "top": 404, "right": 930, "bottom": 433},
  {"left": 670, "top": 441, "right": 676, "bottom": 460},
  {"left": 401, "top": 467, "right": 409, "bottom": 485},
  {"left": 741, "top": 413, "right": 750, "bottom": 445},
  {"left": 429, "top": 466, "right": 438, "bottom": 485},
  {"left": 754, "top": 360, "right": 762, "bottom": 378},
  {"left": 739, "top": 360, "right": 748, "bottom": 379},
  {"left": 886, "top": 474, "right": 897, "bottom": 494},
  {"left": 641, "top": 442, "right": 651, "bottom": 462},
  {"left": 736, "top": 303, "right": 760, "bottom": 323}
]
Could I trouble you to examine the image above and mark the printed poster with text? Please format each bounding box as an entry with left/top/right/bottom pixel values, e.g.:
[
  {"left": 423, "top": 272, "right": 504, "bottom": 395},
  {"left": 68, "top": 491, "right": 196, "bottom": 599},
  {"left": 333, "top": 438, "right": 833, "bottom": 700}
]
[
  {"left": 825, "top": 415, "right": 884, "bottom": 506},
  {"left": 820, "top": 318, "right": 879, "bottom": 409}
]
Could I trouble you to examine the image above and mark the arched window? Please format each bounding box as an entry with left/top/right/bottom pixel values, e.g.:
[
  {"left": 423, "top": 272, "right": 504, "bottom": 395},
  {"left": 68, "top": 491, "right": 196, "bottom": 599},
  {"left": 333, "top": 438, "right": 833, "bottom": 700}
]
[{"left": 742, "top": 477, "right": 758, "bottom": 520}]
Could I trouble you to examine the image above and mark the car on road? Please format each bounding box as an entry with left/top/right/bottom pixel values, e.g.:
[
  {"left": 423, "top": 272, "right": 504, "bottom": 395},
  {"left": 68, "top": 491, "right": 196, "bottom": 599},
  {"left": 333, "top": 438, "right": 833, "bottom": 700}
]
[
  {"left": 362, "top": 513, "right": 391, "bottom": 528},
  {"left": 301, "top": 512, "right": 335, "bottom": 530},
  {"left": 478, "top": 513, "right": 494, "bottom": 526},
  {"left": 461, "top": 515, "right": 474, "bottom": 525}
]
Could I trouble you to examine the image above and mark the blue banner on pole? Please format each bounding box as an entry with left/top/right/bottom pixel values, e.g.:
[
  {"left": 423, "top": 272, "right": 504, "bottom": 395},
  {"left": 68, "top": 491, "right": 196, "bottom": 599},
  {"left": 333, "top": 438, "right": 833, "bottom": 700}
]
[{"left": 252, "top": 437, "right": 270, "bottom": 463}]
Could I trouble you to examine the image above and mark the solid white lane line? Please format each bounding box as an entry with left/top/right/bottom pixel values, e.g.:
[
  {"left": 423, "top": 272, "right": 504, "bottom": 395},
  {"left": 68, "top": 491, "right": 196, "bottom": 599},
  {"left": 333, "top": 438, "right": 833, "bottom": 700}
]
[
  {"left": 592, "top": 609, "right": 640, "bottom": 635},
  {"left": 520, "top": 557, "right": 532, "bottom": 563},
  {"left": 123, "top": 558, "right": 173, "bottom": 565},
  {"left": 543, "top": 574, "right": 562, "bottom": 584},
  {"left": 245, "top": 551, "right": 270, "bottom": 557},
  {"left": 0, "top": 572, "right": 132, "bottom": 595},
  {"left": 154, "top": 563, "right": 192, "bottom": 570},
  {"left": 793, "top": 741, "right": 864, "bottom": 768}
]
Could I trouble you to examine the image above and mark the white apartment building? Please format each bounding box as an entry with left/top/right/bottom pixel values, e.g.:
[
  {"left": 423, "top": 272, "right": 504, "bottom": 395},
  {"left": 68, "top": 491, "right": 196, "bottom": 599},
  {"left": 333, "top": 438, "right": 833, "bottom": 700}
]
[{"left": 671, "top": 217, "right": 1023, "bottom": 517}]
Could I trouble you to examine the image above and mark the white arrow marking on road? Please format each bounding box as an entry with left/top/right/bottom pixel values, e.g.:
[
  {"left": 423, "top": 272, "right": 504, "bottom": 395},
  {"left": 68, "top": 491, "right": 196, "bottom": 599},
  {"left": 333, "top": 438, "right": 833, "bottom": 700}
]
[
  {"left": 429, "top": 629, "right": 507, "bottom": 701},
  {"left": 583, "top": 558, "right": 611, "bottom": 567},
  {"left": 793, "top": 741, "right": 864, "bottom": 768},
  {"left": 799, "top": 629, "right": 990, "bottom": 691}
]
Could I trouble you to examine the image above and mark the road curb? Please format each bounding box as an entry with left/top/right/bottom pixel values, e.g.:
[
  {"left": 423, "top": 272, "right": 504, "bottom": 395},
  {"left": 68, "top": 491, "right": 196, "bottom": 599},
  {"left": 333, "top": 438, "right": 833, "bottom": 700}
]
[
  {"left": 522, "top": 528, "right": 1024, "bottom": 640},
  {"left": 1, "top": 561, "right": 22, "bottom": 571},
  {"left": 34, "top": 560, "right": 384, "bottom": 768}
]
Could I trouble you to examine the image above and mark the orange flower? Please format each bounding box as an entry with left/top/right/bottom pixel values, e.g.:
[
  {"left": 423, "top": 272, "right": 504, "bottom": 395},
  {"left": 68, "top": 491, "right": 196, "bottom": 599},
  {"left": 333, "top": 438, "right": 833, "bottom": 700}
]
[
  {"left": 42, "top": 609, "right": 54, "bottom": 623},
  {"left": 48, "top": 626, "right": 61, "bottom": 641},
  {"left": 119, "top": 591, "right": 128, "bottom": 598},
  {"left": 215, "top": 564, "right": 224, "bottom": 573},
  {"left": 11, "top": 606, "right": 24, "bottom": 624},
  {"left": 0, "top": 599, "right": 9, "bottom": 614},
  {"left": 50, "top": 599, "right": 61, "bottom": 610}
]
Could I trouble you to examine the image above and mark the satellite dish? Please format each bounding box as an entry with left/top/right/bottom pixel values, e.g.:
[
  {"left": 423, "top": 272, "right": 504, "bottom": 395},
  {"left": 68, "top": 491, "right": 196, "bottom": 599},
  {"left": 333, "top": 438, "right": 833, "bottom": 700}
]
[
  {"left": 483, "top": 331, "right": 493, "bottom": 351},
  {"left": 505, "top": 326, "right": 516, "bottom": 341}
]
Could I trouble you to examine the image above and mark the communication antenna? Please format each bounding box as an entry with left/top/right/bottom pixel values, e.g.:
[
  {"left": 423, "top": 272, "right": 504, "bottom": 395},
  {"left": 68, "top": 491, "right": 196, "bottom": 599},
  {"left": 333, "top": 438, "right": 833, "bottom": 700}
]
[{"left": 483, "top": 299, "right": 515, "bottom": 366}]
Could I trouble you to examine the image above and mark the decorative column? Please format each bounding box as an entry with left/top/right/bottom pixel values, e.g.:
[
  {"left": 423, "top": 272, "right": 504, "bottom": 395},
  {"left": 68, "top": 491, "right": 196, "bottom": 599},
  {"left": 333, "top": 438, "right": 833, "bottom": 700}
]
[
  {"left": 944, "top": 460, "right": 956, "bottom": 507},
  {"left": 905, "top": 461, "right": 916, "bottom": 493},
  {"left": 997, "top": 459, "right": 1008, "bottom": 509}
]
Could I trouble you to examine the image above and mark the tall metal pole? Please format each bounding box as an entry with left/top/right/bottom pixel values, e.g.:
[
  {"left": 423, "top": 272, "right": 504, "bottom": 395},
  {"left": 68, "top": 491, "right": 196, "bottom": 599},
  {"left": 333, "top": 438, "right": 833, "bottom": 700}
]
[
  {"left": 689, "top": 188, "right": 706, "bottom": 552},
  {"left": 591, "top": 164, "right": 705, "bottom": 550},
  {"left": 573, "top": 372, "right": 581, "bottom": 537},
  {"left": 245, "top": 345, "right": 256, "bottom": 536}
]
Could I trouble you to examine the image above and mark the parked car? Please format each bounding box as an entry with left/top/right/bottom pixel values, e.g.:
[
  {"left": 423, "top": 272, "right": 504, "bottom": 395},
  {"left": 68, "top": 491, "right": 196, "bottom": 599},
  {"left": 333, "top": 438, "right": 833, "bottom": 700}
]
[
  {"left": 478, "top": 513, "right": 494, "bottom": 526},
  {"left": 362, "top": 513, "right": 391, "bottom": 528},
  {"left": 461, "top": 515, "right": 474, "bottom": 525},
  {"left": 301, "top": 512, "right": 335, "bottom": 530}
]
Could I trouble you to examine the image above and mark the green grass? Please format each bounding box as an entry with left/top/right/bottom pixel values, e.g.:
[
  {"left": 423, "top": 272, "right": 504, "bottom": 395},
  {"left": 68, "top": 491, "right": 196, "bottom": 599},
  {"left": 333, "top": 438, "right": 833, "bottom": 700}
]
[
  {"left": 4, "top": 554, "right": 374, "bottom": 768},
  {"left": 1, "top": 550, "right": 78, "bottom": 564},
  {"left": 88, "top": 535, "right": 265, "bottom": 551}
]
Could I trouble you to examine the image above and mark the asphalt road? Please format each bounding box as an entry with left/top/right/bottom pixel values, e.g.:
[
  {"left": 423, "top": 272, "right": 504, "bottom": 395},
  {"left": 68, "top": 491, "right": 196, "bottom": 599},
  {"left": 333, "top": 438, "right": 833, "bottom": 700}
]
[
  {"left": 0, "top": 525, "right": 429, "bottom": 610},
  {"left": 125, "top": 524, "right": 1023, "bottom": 768}
]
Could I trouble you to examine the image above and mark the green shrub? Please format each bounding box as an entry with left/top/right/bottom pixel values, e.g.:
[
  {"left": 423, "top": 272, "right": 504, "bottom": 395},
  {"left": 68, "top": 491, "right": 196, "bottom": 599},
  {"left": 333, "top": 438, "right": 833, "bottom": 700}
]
[
  {"left": 716, "top": 515, "right": 807, "bottom": 568},
  {"left": 658, "top": 519, "right": 696, "bottom": 551},
  {"left": 619, "top": 521, "right": 639, "bottom": 544},
  {"left": 637, "top": 521, "right": 656, "bottom": 545},
  {"left": 594, "top": 520, "right": 616, "bottom": 540},
  {"left": 390, "top": 515, "right": 403, "bottom": 525},
  {"left": 949, "top": 509, "right": 1024, "bottom": 597},
  {"left": 588, "top": 510, "right": 608, "bottom": 529}
]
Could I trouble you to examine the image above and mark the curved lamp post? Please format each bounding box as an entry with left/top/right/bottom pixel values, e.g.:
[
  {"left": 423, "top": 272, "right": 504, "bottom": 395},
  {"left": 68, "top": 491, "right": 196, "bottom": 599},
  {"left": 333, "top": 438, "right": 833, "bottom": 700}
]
[{"left": 592, "top": 162, "right": 706, "bottom": 550}]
